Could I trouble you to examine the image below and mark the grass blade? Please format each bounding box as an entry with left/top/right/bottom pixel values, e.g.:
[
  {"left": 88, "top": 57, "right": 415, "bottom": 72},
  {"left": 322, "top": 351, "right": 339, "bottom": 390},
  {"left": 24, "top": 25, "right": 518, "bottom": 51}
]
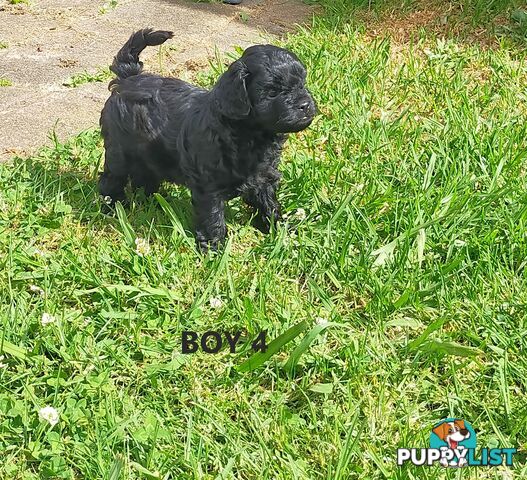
[
  {"left": 108, "top": 455, "right": 124, "bottom": 480},
  {"left": 237, "top": 320, "right": 308, "bottom": 373},
  {"left": 418, "top": 339, "right": 482, "bottom": 358},
  {"left": 114, "top": 201, "right": 136, "bottom": 246},
  {"left": 371, "top": 238, "right": 398, "bottom": 268},
  {"left": 75, "top": 283, "right": 184, "bottom": 302},
  {"left": 332, "top": 405, "right": 362, "bottom": 480},
  {"left": 0, "top": 337, "right": 28, "bottom": 361},
  {"left": 129, "top": 462, "right": 161, "bottom": 479},
  {"left": 188, "top": 237, "right": 232, "bottom": 316},
  {"left": 285, "top": 321, "right": 334, "bottom": 375},
  {"left": 154, "top": 193, "right": 195, "bottom": 248},
  {"left": 407, "top": 317, "right": 447, "bottom": 350}
]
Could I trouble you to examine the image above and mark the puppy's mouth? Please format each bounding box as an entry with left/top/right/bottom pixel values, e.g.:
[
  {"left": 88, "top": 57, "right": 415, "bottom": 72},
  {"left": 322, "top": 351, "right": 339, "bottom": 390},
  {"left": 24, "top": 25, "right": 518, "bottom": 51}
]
[
  {"left": 295, "top": 116, "right": 315, "bottom": 130},
  {"left": 275, "top": 114, "right": 315, "bottom": 133}
]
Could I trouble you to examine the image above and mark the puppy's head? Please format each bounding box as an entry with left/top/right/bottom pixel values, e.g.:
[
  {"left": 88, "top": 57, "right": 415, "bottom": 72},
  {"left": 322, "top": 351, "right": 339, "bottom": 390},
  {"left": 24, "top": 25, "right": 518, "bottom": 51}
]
[{"left": 213, "top": 45, "right": 316, "bottom": 133}]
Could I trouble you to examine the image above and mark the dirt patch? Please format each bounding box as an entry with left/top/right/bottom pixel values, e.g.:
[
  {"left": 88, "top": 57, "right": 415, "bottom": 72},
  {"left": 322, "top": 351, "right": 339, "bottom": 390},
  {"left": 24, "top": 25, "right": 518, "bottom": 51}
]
[
  {"left": 0, "top": 0, "right": 316, "bottom": 160},
  {"left": 356, "top": 0, "right": 516, "bottom": 47}
]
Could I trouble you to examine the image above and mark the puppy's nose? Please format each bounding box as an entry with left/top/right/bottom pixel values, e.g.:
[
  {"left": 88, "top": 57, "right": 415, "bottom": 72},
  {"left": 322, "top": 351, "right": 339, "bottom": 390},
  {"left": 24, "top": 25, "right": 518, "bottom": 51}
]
[{"left": 300, "top": 100, "right": 316, "bottom": 116}]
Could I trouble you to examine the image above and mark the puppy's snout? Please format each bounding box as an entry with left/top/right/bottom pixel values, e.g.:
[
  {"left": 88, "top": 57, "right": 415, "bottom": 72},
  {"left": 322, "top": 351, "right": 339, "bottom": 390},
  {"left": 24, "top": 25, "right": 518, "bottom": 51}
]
[
  {"left": 299, "top": 98, "right": 317, "bottom": 117},
  {"left": 460, "top": 429, "right": 469, "bottom": 436}
]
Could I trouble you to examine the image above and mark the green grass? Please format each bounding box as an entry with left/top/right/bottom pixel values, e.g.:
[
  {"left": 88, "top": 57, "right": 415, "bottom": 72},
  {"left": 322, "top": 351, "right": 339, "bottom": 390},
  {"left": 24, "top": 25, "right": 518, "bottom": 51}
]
[
  {"left": 99, "top": 0, "right": 119, "bottom": 14},
  {"left": 0, "top": 78, "right": 13, "bottom": 87},
  {"left": 63, "top": 67, "right": 113, "bottom": 88},
  {"left": 1, "top": 1, "right": 527, "bottom": 478},
  {"left": 0, "top": 41, "right": 8, "bottom": 49}
]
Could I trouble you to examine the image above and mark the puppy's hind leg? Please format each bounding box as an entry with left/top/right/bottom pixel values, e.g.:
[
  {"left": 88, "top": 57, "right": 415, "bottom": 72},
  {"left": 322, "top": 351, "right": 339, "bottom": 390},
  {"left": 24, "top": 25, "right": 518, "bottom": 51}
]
[
  {"left": 191, "top": 190, "right": 227, "bottom": 252},
  {"left": 130, "top": 171, "right": 161, "bottom": 197},
  {"left": 98, "top": 146, "right": 128, "bottom": 205}
]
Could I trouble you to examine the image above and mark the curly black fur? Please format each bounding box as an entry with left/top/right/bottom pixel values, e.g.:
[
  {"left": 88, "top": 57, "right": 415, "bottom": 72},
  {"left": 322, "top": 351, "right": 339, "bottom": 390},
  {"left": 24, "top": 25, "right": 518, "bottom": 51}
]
[{"left": 99, "top": 29, "right": 316, "bottom": 251}]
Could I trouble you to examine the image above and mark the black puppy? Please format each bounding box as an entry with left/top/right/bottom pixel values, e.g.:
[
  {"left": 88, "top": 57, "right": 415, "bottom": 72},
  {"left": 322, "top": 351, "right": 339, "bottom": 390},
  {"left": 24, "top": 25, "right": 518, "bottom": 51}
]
[{"left": 99, "top": 29, "right": 316, "bottom": 250}]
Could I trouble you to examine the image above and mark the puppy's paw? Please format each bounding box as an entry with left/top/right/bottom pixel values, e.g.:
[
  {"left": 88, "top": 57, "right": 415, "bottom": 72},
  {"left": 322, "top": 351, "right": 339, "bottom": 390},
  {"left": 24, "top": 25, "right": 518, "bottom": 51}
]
[
  {"left": 254, "top": 211, "right": 282, "bottom": 234},
  {"left": 253, "top": 215, "right": 270, "bottom": 234},
  {"left": 197, "top": 239, "right": 222, "bottom": 254},
  {"left": 196, "top": 233, "right": 226, "bottom": 254},
  {"left": 99, "top": 195, "right": 116, "bottom": 214}
]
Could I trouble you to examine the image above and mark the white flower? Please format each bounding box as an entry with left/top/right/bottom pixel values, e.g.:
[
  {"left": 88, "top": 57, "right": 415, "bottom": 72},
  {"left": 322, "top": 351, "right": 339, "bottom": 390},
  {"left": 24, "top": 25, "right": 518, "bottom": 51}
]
[
  {"left": 29, "top": 285, "right": 45, "bottom": 296},
  {"left": 453, "top": 239, "right": 467, "bottom": 247},
  {"left": 0, "top": 355, "right": 7, "bottom": 369},
  {"left": 33, "top": 247, "right": 47, "bottom": 257},
  {"left": 135, "top": 237, "right": 151, "bottom": 257},
  {"left": 38, "top": 406, "right": 59, "bottom": 426},
  {"left": 41, "top": 313, "right": 56, "bottom": 326},
  {"left": 209, "top": 297, "right": 223, "bottom": 309},
  {"left": 101, "top": 195, "right": 113, "bottom": 205},
  {"left": 294, "top": 208, "right": 307, "bottom": 221},
  {"left": 316, "top": 317, "right": 328, "bottom": 326}
]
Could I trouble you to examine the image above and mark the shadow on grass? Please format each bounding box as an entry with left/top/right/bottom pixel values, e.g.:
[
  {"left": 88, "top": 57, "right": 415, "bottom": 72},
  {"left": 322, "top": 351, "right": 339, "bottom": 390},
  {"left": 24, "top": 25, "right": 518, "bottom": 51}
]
[
  {"left": 4, "top": 130, "right": 253, "bottom": 247},
  {"left": 3, "top": 131, "right": 194, "bottom": 240}
]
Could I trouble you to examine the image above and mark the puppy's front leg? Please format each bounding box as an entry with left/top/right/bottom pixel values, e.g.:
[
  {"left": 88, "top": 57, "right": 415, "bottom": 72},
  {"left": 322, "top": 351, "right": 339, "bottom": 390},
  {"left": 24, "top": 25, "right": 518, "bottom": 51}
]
[
  {"left": 98, "top": 146, "right": 128, "bottom": 205},
  {"left": 192, "top": 191, "right": 227, "bottom": 252},
  {"left": 243, "top": 182, "right": 281, "bottom": 234}
]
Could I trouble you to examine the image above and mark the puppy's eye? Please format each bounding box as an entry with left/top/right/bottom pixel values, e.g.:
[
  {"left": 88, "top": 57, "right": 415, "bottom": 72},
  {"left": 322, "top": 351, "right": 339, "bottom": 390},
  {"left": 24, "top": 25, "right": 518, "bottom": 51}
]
[{"left": 268, "top": 89, "right": 280, "bottom": 98}]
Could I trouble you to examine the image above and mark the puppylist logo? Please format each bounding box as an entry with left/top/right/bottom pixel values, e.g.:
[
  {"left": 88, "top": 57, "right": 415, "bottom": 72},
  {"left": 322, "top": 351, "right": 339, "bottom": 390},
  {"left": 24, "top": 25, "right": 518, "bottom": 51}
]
[{"left": 397, "top": 418, "right": 517, "bottom": 468}]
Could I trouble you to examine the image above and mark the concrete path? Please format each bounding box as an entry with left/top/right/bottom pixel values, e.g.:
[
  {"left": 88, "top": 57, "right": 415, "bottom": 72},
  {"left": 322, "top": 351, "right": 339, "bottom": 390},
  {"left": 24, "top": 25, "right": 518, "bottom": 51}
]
[{"left": 0, "top": 0, "right": 315, "bottom": 160}]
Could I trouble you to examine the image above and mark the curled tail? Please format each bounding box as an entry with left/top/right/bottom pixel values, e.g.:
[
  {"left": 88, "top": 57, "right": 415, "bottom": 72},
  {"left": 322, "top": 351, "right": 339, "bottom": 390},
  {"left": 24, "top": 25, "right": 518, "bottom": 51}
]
[{"left": 110, "top": 28, "right": 174, "bottom": 80}]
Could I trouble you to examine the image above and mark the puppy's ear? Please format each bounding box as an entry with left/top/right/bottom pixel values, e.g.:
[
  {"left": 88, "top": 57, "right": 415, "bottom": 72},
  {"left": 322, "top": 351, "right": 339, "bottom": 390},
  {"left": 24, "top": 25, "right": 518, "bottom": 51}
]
[{"left": 213, "top": 60, "right": 251, "bottom": 119}]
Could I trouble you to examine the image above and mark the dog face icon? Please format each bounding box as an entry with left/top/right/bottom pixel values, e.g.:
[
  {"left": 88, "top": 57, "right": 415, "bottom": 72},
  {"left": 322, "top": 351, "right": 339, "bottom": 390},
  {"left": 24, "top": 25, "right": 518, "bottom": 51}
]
[
  {"left": 433, "top": 419, "right": 471, "bottom": 449},
  {"left": 432, "top": 419, "right": 472, "bottom": 467}
]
